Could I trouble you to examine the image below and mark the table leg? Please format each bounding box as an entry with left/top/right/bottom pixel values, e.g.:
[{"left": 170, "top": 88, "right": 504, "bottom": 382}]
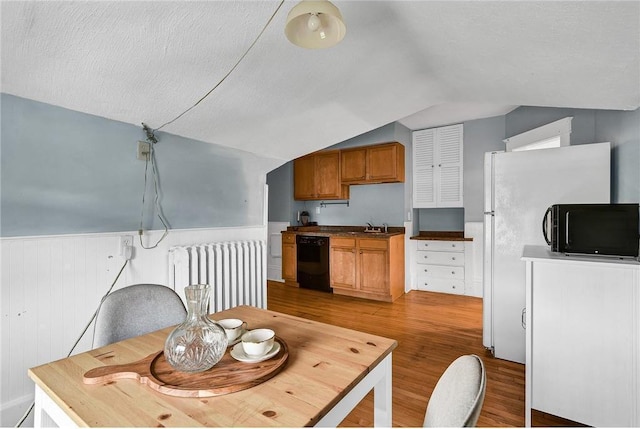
[
  {"left": 373, "top": 354, "right": 392, "bottom": 427},
  {"left": 314, "top": 353, "right": 393, "bottom": 427}
]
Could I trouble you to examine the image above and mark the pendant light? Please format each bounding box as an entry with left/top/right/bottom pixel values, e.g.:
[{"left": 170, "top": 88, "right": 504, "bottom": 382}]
[{"left": 285, "top": 0, "right": 346, "bottom": 49}]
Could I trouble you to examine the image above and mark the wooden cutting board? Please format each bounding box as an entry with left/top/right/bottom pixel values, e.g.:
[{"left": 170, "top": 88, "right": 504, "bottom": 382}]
[{"left": 83, "top": 337, "right": 288, "bottom": 397}]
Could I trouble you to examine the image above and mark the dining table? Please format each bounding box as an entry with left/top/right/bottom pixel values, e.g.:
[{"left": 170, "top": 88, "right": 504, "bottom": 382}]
[{"left": 28, "top": 305, "right": 397, "bottom": 427}]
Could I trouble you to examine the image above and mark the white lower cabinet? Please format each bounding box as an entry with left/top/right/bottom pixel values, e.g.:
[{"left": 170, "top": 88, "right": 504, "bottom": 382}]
[
  {"left": 415, "top": 240, "right": 466, "bottom": 295},
  {"left": 523, "top": 245, "right": 640, "bottom": 427}
]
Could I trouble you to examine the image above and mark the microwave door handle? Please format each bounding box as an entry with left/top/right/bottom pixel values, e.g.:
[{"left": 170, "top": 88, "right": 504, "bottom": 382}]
[{"left": 542, "top": 207, "right": 551, "bottom": 245}]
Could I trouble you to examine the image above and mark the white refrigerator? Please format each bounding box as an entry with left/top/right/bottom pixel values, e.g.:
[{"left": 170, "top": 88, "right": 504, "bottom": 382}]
[{"left": 482, "top": 143, "right": 611, "bottom": 364}]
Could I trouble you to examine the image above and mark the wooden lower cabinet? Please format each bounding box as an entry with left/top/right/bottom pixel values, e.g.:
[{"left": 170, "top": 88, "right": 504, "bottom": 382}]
[
  {"left": 330, "top": 235, "right": 405, "bottom": 302},
  {"left": 281, "top": 232, "right": 297, "bottom": 286}
]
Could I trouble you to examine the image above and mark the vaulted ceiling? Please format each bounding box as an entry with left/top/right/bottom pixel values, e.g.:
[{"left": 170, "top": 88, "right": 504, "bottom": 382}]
[{"left": 2, "top": 1, "right": 639, "bottom": 161}]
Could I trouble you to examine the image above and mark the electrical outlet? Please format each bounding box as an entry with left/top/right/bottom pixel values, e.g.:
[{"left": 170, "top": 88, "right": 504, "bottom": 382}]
[
  {"left": 315, "top": 206, "right": 321, "bottom": 214},
  {"left": 119, "top": 235, "right": 133, "bottom": 257},
  {"left": 137, "top": 141, "right": 150, "bottom": 161}
]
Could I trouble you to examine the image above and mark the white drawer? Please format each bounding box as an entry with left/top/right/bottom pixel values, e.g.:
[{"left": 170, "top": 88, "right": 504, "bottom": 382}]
[
  {"left": 416, "top": 276, "right": 465, "bottom": 295},
  {"left": 416, "top": 264, "right": 464, "bottom": 280},
  {"left": 416, "top": 250, "right": 465, "bottom": 266},
  {"left": 416, "top": 240, "right": 464, "bottom": 252}
]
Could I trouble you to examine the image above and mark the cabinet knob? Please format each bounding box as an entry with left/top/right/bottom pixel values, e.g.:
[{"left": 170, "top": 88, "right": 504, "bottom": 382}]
[
  {"left": 424, "top": 269, "right": 428, "bottom": 272},
  {"left": 452, "top": 244, "right": 456, "bottom": 247},
  {"left": 452, "top": 257, "right": 456, "bottom": 260},
  {"left": 452, "top": 285, "right": 456, "bottom": 289},
  {"left": 424, "top": 255, "right": 428, "bottom": 259},
  {"left": 451, "top": 271, "right": 455, "bottom": 275}
]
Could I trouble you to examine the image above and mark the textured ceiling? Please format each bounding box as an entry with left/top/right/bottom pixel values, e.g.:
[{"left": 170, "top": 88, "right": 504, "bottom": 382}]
[{"left": 2, "top": 1, "right": 639, "bottom": 161}]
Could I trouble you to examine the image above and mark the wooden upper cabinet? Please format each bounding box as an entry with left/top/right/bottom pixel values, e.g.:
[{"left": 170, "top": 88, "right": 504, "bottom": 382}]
[
  {"left": 340, "top": 148, "right": 367, "bottom": 182},
  {"left": 294, "top": 150, "right": 349, "bottom": 200},
  {"left": 341, "top": 142, "right": 405, "bottom": 184}
]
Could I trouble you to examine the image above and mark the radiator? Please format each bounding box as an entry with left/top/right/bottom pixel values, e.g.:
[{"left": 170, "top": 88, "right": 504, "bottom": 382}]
[{"left": 169, "top": 240, "right": 267, "bottom": 311}]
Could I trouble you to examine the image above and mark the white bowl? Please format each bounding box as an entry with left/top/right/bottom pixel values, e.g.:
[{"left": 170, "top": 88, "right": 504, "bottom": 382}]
[
  {"left": 241, "top": 328, "right": 275, "bottom": 357},
  {"left": 217, "top": 318, "right": 247, "bottom": 342}
]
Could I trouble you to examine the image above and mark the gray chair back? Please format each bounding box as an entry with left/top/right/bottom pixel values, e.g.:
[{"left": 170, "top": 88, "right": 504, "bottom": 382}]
[
  {"left": 93, "top": 283, "right": 187, "bottom": 348},
  {"left": 423, "top": 354, "right": 487, "bottom": 427}
]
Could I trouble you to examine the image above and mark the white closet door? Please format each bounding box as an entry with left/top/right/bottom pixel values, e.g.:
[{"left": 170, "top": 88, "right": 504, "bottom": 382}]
[
  {"left": 412, "top": 124, "right": 463, "bottom": 208},
  {"left": 412, "top": 128, "right": 437, "bottom": 208},
  {"left": 436, "top": 124, "right": 463, "bottom": 207}
]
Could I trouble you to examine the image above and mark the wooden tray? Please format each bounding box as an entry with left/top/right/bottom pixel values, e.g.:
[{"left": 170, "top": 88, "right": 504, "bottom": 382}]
[{"left": 83, "top": 337, "right": 288, "bottom": 397}]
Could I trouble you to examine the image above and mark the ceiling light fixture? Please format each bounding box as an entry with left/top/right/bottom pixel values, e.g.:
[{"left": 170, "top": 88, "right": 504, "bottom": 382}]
[{"left": 285, "top": 0, "right": 346, "bottom": 49}]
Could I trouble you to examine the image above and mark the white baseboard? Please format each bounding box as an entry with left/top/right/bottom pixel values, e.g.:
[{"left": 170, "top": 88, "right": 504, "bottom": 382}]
[{"left": 1, "top": 394, "right": 34, "bottom": 427}]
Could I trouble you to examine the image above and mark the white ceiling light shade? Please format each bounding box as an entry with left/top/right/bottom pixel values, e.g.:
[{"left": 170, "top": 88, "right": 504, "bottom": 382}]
[{"left": 285, "top": 0, "right": 346, "bottom": 49}]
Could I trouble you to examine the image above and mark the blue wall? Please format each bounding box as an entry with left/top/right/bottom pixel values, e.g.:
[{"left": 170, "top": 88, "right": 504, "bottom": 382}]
[
  {"left": 1, "top": 94, "right": 281, "bottom": 237},
  {"left": 268, "top": 106, "right": 639, "bottom": 233},
  {"left": 506, "top": 106, "right": 640, "bottom": 203}
]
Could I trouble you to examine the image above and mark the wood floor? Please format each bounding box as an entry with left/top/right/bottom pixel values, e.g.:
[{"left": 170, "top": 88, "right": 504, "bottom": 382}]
[{"left": 267, "top": 281, "right": 581, "bottom": 428}]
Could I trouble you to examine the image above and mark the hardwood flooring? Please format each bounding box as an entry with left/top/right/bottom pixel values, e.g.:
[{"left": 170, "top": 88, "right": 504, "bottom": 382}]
[{"left": 267, "top": 281, "right": 582, "bottom": 428}]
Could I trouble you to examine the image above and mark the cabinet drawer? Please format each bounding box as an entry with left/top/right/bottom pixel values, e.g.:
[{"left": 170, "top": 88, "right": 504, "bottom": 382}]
[
  {"left": 416, "top": 250, "right": 464, "bottom": 266},
  {"left": 416, "top": 265, "right": 464, "bottom": 280},
  {"left": 282, "top": 233, "right": 296, "bottom": 244},
  {"left": 416, "top": 276, "right": 465, "bottom": 294},
  {"left": 416, "top": 240, "right": 464, "bottom": 252},
  {"left": 358, "top": 238, "right": 388, "bottom": 250},
  {"left": 331, "top": 237, "right": 356, "bottom": 248}
]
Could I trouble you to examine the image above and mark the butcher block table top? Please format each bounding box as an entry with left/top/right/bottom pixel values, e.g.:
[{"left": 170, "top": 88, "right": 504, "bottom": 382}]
[{"left": 28, "top": 305, "right": 397, "bottom": 427}]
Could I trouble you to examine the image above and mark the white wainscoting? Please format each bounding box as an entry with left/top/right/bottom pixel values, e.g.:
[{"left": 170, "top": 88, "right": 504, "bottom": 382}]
[
  {"left": 0, "top": 225, "right": 266, "bottom": 427},
  {"left": 267, "top": 222, "right": 289, "bottom": 283}
]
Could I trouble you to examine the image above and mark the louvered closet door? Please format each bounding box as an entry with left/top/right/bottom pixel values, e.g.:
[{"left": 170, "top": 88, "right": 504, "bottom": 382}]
[
  {"left": 436, "top": 124, "right": 463, "bottom": 207},
  {"left": 412, "top": 124, "right": 463, "bottom": 208},
  {"left": 412, "top": 128, "right": 437, "bottom": 207}
]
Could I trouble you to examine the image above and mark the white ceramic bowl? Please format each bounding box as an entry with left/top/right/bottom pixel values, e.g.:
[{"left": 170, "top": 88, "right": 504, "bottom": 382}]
[
  {"left": 241, "top": 328, "right": 275, "bottom": 357},
  {"left": 217, "top": 318, "right": 247, "bottom": 342}
]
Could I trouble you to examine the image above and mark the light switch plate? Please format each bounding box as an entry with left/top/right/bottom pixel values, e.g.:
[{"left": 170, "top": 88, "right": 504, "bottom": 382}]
[{"left": 137, "top": 141, "right": 150, "bottom": 161}]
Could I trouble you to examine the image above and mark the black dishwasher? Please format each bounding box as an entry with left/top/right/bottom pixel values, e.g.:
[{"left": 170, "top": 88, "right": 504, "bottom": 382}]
[{"left": 296, "top": 235, "right": 332, "bottom": 292}]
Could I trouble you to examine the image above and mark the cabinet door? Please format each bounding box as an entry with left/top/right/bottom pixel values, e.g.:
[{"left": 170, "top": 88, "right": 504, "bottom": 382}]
[
  {"left": 341, "top": 148, "right": 367, "bottom": 183},
  {"left": 531, "top": 262, "right": 638, "bottom": 427},
  {"left": 330, "top": 245, "right": 357, "bottom": 290},
  {"left": 294, "top": 155, "right": 316, "bottom": 199},
  {"left": 368, "top": 143, "right": 404, "bottom": 183},
  {"left": 413, "top": 129, "right": 437, "bottom": 207},
  {"left": 436, "top": 124, "right": 463, "bottom": 207},
  {"left": 281, "top": 233, "right": 297, "bottom": 282},
  {"left": 315, "top": 151, "right": 348, "bottom": 200},
  {"left": 358, "top": 239, "right": 388, "bottom": 295},
  {"left": 412, "top": 125, "right": 463, "bottom": 208}
]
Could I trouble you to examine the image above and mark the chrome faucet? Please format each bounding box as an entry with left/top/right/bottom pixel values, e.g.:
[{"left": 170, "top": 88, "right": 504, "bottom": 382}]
[{"left": 382, "top": 223, "right": 388, "bottom": 233}]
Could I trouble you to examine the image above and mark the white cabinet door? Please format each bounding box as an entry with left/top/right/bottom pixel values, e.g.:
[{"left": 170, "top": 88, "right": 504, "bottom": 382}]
[
  {"left": 412, "top": 124, "right": 463, "bottom": 208},
  {"left": 527, "top": 258, "right": 640, "bottom": 427},
  {"left": 412, "top": 128, "right": 437, "bottom": 207}
]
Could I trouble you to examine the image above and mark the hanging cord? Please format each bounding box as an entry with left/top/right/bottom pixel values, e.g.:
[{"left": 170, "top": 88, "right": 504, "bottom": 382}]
[
  {"left": 153, "top": 0, "right": 285, "bottom": 132},
  {"left": 138, "top": 129, "right": 169, "bottom": 249},
  {"left": 14, "top": 259, "right": 130, "bottom": 427}
]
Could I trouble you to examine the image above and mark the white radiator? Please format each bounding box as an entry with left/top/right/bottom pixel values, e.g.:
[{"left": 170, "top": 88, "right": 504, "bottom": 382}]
[{"left": 169, "top": 240, "right": 267, "bottom": 311}]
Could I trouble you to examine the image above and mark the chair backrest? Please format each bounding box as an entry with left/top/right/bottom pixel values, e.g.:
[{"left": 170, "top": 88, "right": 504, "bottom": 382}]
[
  {"left": 93, "top": 283, "right": 187, "bottom": 348},
  {"left": 423, "top": 354, "right": 487, "bottom": 427}
]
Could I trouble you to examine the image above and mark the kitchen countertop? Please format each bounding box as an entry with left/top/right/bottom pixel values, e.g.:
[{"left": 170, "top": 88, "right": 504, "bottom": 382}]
[
  {"left": 410, "top": 230, "right": 473, "bottom": 241},
  {"left": 284, "top": 225, "right": 405, "bottom": 238}
]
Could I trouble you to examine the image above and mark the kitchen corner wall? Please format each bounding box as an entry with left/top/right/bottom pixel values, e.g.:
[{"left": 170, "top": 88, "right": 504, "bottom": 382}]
[{"left": 267, "top": 122, "right": 412, "bottom": 228}]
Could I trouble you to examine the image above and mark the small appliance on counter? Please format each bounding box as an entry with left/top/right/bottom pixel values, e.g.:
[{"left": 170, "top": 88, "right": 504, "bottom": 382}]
[{"left": 542, "top": 203, "right": 639, "bottom": 258}]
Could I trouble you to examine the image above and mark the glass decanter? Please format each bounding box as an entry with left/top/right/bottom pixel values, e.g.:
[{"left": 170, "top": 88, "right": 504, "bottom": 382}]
[{"left": 164, "top": 284, "right": 228, "bottom": 373}]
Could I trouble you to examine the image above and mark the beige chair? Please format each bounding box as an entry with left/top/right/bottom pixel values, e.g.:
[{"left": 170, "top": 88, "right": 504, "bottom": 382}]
[
  {"left": 93, "top": 283, "right": 187, "bottom": 348},
  {"left": 423, "top": 354, "right": 487, "bottom": 427}
]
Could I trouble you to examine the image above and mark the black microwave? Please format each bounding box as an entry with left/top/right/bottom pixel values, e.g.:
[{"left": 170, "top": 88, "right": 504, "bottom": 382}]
[{"left": 542, "top": 203, "right": 639, "bottom": 257}]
